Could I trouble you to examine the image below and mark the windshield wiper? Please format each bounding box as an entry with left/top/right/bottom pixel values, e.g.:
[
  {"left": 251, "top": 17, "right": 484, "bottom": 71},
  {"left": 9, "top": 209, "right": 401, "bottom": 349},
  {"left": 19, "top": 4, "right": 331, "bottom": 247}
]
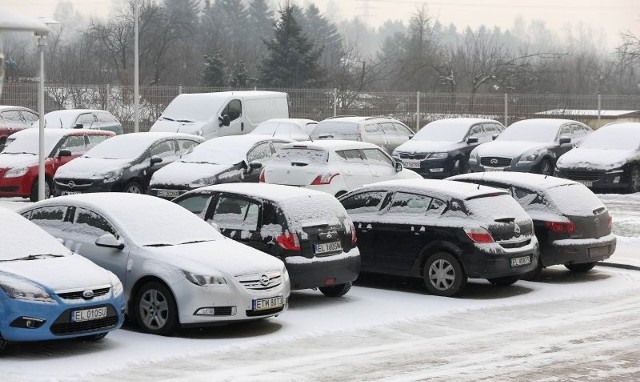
[
  {"left": 5, "top": 151, "right": 34, "bottom": 155},
  {"left": 176, "top": 119, "right": 193, "bottom": 123},
  {"left": 179, "top": 239, "right": 213, "bottom": 245},
  {"left": 0, "top": 254, "right": 64, "bottom": 262},
  {"left": 145, "top": 243, "right": 174, "bottom": 247},
  {"left": 161, "top": 116, "right": 175, "bottom": 121}
]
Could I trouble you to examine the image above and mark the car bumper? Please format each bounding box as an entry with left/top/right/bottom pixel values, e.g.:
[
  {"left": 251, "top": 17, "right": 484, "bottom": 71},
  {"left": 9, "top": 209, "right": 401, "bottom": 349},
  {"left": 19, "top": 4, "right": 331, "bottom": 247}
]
[
  {"left": 556, "top": 168, "right": 629, "bottom": 190},
  {"left": 463, "top": 240, "right": 540, "bottom": 279},
  {"left": 542, "top": 234, "right": 617, "bottom": 267},
  {"left": 469, "top": 159, "right": 538, "bottom": 173},
  {"left": 53, "top": 179, "right": 117, "bottom": 195},
  {"left": 0, "top": 176, "right": 31, "bottom": 198},
  {"left": 148, "top": 187, "right": 189, "bottom": 200},
  {"left": 283, "top": 248, "right": 361, "bottom": 290},
  {"left": 398, "top": 158, "right": 455, "bottom": 179}
]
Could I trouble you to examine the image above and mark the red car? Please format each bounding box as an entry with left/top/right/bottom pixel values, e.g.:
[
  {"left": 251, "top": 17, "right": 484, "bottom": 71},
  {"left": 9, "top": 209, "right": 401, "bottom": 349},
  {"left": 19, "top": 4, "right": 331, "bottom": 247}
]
[
  {"left": 0, "top": 106, "right": 39, "bottom": 151},
  {"left": 0, "top": 128, "right": 114, "bottom": 200}
]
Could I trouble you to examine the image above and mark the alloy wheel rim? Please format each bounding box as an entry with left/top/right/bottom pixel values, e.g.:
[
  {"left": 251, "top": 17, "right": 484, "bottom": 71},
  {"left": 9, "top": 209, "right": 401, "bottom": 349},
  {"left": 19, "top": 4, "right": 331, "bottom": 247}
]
[
  {"left": 139, "top": 289, "right": 169, "bottom": 330},
  {"left": 429, "top": 259, "right": 456, "bottom": 291},
  {"left": 127, "top": 185, "right": 142, "bottom": 194}
]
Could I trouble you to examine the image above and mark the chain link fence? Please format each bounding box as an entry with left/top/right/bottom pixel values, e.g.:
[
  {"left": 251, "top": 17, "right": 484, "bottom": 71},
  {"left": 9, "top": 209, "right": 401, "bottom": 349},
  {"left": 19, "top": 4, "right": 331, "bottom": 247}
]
[{"left": 1, "top": 83, "right": 639, "bottom": 133}]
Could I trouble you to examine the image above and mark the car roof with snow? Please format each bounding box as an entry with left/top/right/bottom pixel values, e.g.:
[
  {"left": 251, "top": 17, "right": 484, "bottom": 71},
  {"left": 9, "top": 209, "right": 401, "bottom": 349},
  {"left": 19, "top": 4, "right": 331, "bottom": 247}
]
[
  {"left": 189, "top": 183, "right": 335, "bottom": 202},
  {"left": 507, "top": 118, "right": 579, "bottom": 128},
  {"left": 424, "top": 118, "right": 501, "bottom": 128},
  {"left": 105, "top": 131, "right": 204, "bottom": 144},
  {"left": 449, "top": 172, "right": 576, "bottom": 192},
  {"left": 10, "top": 127, "right": 114, "bottom": 139},
  {"left": 0, "top": 105, "right": 34, "bottom": 112},
  {"left": 348, "top": 178, "right": 508, "bottom": 201},
  {"left": 281, "top": 139, "right": 382, "bottom": 151},
  {"left": 197, "top": 134, "right": 291, "bottom": 150}
]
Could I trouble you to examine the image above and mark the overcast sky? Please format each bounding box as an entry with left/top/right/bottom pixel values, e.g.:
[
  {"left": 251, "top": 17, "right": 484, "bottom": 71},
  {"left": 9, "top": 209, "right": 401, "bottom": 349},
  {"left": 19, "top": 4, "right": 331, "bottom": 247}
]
[{"left": 2, "top": 0, "right": 639, "bottom": 46}]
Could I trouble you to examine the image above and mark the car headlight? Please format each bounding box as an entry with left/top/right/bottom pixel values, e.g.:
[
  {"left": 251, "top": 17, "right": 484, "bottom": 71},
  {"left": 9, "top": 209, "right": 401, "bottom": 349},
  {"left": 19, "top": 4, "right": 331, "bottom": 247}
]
[
  {"left": 109, "top": 272, "right": 124, "bottom": 297},
  {"left": 4, "top": 166, "right": 29, "bottom": 178},
  {"left": 427, "top": 152, "right": 448, "bottom": 160},
  {"left": 520, "top": 150, "right": 541, "bottom": 162},
  {"left": 182, "top": 270, "right": 227, "bottom": 287},
  {"left": 189, "top": 176, "right": 217, "bottom": 188},
  {"left": 103, "top": 168, "right": 124, "bottom": 183},
  {"left": 468, "top": 150, "right": 478, "bottom": 164},
  {"left": 0, "top": 273, "right": 55, "bottom": 303}
]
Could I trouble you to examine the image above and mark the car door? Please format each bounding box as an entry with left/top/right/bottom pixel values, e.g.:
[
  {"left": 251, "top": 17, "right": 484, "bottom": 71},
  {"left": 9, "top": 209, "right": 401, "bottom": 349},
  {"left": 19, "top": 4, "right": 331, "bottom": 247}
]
[
  {"left": 217, "top": 99, "right": 244, "bottom": 136},
  {"left": 556, "top": 124, "right": 574, "bottom": 157},
  {"left": 147, "top": 139, "right": 179, "bottom": 180},
  {"left": 362, "top": 148, "right": 396, "bottom": 181},
  {"left": 174, "top": 191, "right": 216, "bottom": 219},
  {"left": 207, "top": 193, "right": 264, "bottom": 250},
  {"left": 335, "top": 149, "right": 373, "bottom": 190},
  {"left": 363, "top": 123, "right": 387, "bottom": 151},
  {"left": 339, "top": 190, "right": 389, "bottom": 270}
]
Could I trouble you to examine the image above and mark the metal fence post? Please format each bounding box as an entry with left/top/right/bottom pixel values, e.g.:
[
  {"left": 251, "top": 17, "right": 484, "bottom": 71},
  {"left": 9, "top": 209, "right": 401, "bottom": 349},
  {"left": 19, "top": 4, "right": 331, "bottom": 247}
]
[
  {"left": 504, "top": 93, "right": 509, "bottom": 126},
  {"left": 105, "top": 83, "right": 110, "bottom": 111},
  {"left": 178, "top": 84, "right": 183, "bottom": 95},
  {"left": 333, "top": 88, "right": 337, "bottom": 117},
  {"left": 597, "top": 93, "right": 602, "bottom": 124},
  {"left": 416, "top": 91, "right": 420, "bottom": 131}
]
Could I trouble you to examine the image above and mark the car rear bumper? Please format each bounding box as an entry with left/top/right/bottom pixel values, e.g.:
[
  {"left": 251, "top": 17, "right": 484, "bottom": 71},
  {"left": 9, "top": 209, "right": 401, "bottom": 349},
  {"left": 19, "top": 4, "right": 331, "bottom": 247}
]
[
  {"left": 543, "top": 234, "right": 617, "bottom": 266},
  {"left": 283, "top": 248, "right": 361, "bottom": 290},
  {"left": 556, "top": 168, "right": 629, "bottom": 190},
  {"left": 463, "top": 241, "right": 540, "bottom": 279}
]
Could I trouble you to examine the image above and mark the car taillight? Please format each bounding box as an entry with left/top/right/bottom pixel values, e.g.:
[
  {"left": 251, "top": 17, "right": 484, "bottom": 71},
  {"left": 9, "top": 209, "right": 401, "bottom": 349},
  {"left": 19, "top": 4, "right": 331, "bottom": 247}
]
[
  {"left": 546, "top": 221, "right": 576, "bottom": 234},
  {"left": 349, "top": 221, "right": 357, "bottom": 245},
  {"left": 276, "top": 232, "right": 300, "bottom": 251},
  {"left": 311, "top": 172, "right": 339, "bottom": 185},
  {"left": 464, "top": 227, "right": 495, "bottom": 243},
  {"left": 259, "top": 169, "right": 265, "bottom": 183}
]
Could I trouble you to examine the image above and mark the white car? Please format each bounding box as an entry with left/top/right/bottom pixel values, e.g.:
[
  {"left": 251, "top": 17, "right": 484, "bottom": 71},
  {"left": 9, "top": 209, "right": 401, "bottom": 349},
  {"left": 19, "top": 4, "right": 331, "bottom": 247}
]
[
  {"left": 20, "top": 193, "right": 291, "bottom": 336},
  {"left": 260, "top": 140, "right": 421, "bottom": 197},
  {"left": 249, "top": 118, "right": 317, "bottom": 141}
]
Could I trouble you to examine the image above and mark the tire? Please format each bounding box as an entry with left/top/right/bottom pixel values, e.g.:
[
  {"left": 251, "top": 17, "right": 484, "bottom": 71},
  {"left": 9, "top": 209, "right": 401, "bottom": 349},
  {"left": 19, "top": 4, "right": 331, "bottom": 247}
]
[
  {"left": 488, "top": 275, "right": 520, "bottom": 286},
  {"left": 30, "top": 178, "right": 51, "bottom": 202},
  {"left": 134, "top": 281, "right": 178, "bottom": 336},
  {"left": 565, "top": 262, "right": 597, "bottom": 273},
  {"left": 79, "top": 332, "right": 108, "bottom": 341},
  {"left": 0, "top": 335, "right": 6, "bottom": 353},
  {"left": 319, "top": 282, "right": 352, "bottom": 297},
  {"left": 537, "top": 159, "right": 553, "bottom": 176},
  {"left": 423, "top": 251, "right": 467, "bottom": 297},
  {"left": 628, "top": 166, "right": 640, "bottom": 193},
  {"left": 451, "top": 158, "right": 468, "bottom": 175},
  {"left": 521, "top": 259, "right": 543, "bottom": 281},
  {"left": 124, "top": 181, "right": 145, "bottom": 194}
]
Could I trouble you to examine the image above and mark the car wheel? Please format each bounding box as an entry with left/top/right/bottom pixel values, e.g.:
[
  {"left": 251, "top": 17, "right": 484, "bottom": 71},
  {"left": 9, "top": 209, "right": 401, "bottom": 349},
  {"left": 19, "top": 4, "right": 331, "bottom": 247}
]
[
  {"left": 423, "top": 251, "right": 467, "bottom": 297},
  {"left": 628, "top": 166, "right": 640, "bottom": 193},
  {"left": 451, "top": 158, "right": 463, "bottom": 175},
  {"left": 134, "top": 281, "right": 178, "bottom": 336},
  {"left": 0, "top": 335, "right": 6, "bottom": 353},
  {"left": 124, "top": 181, "right": 145, "bottom": 194},
  {"left": 79, "top": 332, "right": 108, "bottom": 341},
  {"left": 565, "top": 262, "right": 597, "bottom": 273},
  {"left": 319, "top": 282, "right": 352, "bottom": 297},
  {"left": 30, "top": 178, "right": 51, "bottom": 202},
  {"left": 488, "top": 275, "right": 520, "bottom": 286},
  {"left": 536, "top": 159, "right": 553, "bottom": 175}
]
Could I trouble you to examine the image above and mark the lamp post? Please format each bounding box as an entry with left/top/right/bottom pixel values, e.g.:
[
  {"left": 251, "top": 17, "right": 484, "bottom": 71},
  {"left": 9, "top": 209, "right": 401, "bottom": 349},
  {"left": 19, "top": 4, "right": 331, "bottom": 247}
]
[{"left": 134, "top": 0, "right": 140, "bottom": 133}]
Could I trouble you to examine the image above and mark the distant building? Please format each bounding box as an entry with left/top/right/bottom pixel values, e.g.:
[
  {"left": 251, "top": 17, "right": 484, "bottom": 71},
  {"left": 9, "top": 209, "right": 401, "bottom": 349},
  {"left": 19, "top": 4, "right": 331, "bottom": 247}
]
[{"left": 535, "top": 109, "right": 640, "bottom": 128}]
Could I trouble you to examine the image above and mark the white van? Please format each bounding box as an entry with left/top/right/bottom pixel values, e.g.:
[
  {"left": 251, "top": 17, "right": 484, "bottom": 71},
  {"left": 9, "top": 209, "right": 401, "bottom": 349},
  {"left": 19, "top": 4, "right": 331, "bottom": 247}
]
[{"left": 149, "top": 91, "right": 289, "bottom": 140}]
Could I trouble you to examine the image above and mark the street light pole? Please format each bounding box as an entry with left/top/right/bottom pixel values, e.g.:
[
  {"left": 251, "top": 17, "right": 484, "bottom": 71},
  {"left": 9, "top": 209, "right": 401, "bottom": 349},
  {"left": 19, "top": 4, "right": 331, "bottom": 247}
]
[
  {"left": 134, "top": 0, "right": 140, "bottom": 133},
  {"left": 36, "top": 31, "right": 46, "bottom": 201}
]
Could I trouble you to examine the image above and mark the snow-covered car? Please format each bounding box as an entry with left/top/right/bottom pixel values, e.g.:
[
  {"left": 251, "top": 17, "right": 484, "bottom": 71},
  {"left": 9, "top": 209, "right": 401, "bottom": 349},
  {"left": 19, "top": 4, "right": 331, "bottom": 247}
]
[
  {"left": 20, "top": 193, "right": 290, "bottom": 335},
  {"left": 260, "top": 140, "right": 421, "bottom": 197},
  {"left": 35, "top": 109, "right": 124, "bottom": 135},
  {"left": 469, "top": 119, "right": 592, "bottom": 175},
  {"left": 338, "top": 179, "right": 539, "bottom": 297},
  {"left": 392, "top": 118, "right": 504, "bottom": 178},
  {"left": 53, "top": 132, "right": 203, "bottom": 195},
  {"left": 173, "top": 183, "right": 360, "bottom": 297},
  {"left": 0, "top": 105, "right": 38, "bottom": 151},
  {"left": 0, "top": 206, "right": 124, "bottom": 351},
  {"left": 249, "top": 118, "right": 317, "bottom": 141},
  {"left": 450, "top": 172, "right": 616, "bottom": 278},
  {"left": 148, "top": 135, "right": 292, "bottom": 200},
  {"left": 311, "top": 116, "right": 415, "bottom": 153},
  {"left": 555, "top": 122, "right": 640, "bottom": 193},
  {"left": 0, "top": 128, "right": 114, "bottom": 201}
]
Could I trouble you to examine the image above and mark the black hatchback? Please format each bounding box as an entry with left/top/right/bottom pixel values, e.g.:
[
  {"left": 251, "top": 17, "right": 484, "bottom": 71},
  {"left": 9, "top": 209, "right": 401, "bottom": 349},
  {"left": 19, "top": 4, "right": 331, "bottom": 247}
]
[
  {"left": 338, "top": 179, "right": 539, "bottom": 297},
  {"left": 172, "top": 183, "right": 361, "bottom": 297}
]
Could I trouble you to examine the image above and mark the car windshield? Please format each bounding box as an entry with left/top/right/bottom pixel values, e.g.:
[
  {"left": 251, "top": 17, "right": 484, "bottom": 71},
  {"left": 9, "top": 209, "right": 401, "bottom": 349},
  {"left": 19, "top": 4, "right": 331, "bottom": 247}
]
[
  {"left": 545, "top": 184, "right": 606, "bottom": 216},
  {"left": 161, "top": 95, "right": 225, "bottom": 122},
  {"left": 3, "top": 133, "right": 61, "bottom": 156},
  {"left": 181, "top": 139, "right": 249, "bottom": 164},
  {"left": 273, "top": 147, "right": 328, "bottom": 163},
  {"left": 465, "top": 194, "right": 530, "bottom": 221},
  {"left": 84, "top": 135, "right": 154, "bottom": 159},
  {"left": 413, "top": 121, "right": 469, "bottom": 142},
  {"left": 311, "top": 122, "right": 357, "bottom": 138},
  {"left": 0, "top": 211, "right": 70, "bottom": 261},
  {"left": 497, "top": 121, "right": 560, "bottom": 143},
  {"left": 578, "top": 127, "right": 640, "bottom": 150}
]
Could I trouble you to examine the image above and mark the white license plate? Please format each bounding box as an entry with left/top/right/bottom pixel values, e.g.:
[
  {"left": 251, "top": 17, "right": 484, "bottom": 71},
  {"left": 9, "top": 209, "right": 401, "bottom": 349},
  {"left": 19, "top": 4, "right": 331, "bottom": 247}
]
[
  {"left": 71, "top": 306, "right": 108, "bottom": 322},
  {"left": 156, "top": 189, "right": 182, "bottom": 198},
  {"left": 485, "top": 167, "right": 505, "bottom": 172},
  {"left": 62, "top": 191, "right": 81, "bottom": 195},
  {"left": 402, "top": 160, "right": 421, "bottom": 169},
  {"left": 510, "top": 255, "right": 531, "bottom": 267},
  {"left": 252, "top": 296, "right": 283, "bottom": 311},
  {"left": 577, "top": 180, "right": 593, "bottom": 187},
  {"left": 314, "top": 241, "right": 342, "bottom": 254}
]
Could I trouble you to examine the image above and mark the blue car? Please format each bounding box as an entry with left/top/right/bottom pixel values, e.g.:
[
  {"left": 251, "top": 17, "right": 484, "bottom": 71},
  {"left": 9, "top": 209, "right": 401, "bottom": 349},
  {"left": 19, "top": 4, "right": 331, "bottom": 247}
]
[{"left": 0, "top": 207, "right": 124, "bottom": 351}]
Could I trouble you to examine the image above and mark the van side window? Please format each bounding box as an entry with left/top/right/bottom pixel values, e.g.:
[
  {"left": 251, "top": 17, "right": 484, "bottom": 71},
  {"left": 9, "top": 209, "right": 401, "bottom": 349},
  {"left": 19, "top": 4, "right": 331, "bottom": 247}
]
[
  {"left": 75, "top": 114, "right": 95, "bottom": 128},
  {"left": 222, "top": 99, "right": 242, "bottom": 121},
  {"left": 60, "top": 135, "right": 87, "bottom": 154}
]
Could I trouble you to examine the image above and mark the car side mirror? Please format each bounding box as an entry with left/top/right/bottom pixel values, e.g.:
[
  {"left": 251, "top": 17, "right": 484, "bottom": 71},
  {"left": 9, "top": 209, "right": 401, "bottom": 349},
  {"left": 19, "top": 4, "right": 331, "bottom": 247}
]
[
  {"left": 95, "top": 233, "right": 125, "bottom": 250},
  {"left": 466, "top": 137, "right": 479, "bottom": 144},
  {"left": 249, "top": 161, "right": 263, "bottom": 171},
  {"left": 74, "top": 123, "right": 83, "bottom": 129},
  {"left": 58, "top": 149, "right": 72, "bottom": 157},
  {"left": 559, "top": 136, "right": 571, "bottom": 145},
  {"left": 150, "top": 156, "right": 163, "bottom": 165},
  {"left": 395, "top": 161, "right": 403, "bottom": 172},
  {"left": 219, "top": 114, "right": 231, "bottom": 127}
]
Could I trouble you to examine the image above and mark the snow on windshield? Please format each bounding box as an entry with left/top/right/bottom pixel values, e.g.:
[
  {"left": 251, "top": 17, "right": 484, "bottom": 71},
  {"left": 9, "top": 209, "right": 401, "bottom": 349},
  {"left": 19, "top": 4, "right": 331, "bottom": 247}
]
[
  {"left": 578, "top": 125, "right": 640, "bottom": 150},
  {"left": 183, "top": 139, "right": 249, "bottom": 164},
  {"left": 280, "top": 193, "right": 349, "bottom": 234},
  {"left": 4, "top": 132, "right": 61, "bottom": 156},
  {"left": 161, "top": 94, "right": 225, "bottom": 122},
  {"left": 414, "top": 121, "right": 469, "bottom": 142},
  {"left": 0, "top": 208, "right": 70, "bottom": 260},
  {"left": 84, "top": 134, "right": 154, "bottom": 159},
  {"left": 545, "top": 184, "right": 606, "bottom": 216},
  {"left": 465, "top": 194, "right": 530, "bottom": 222},
  {"left": 43, "top": 111, "right": 81, "bottom": 128},
  {"left": 497, "top": 121, "right": 560, "bottom": 143},
  {"left": 274, "top": 147, "right": 328, "bottom": 163}
]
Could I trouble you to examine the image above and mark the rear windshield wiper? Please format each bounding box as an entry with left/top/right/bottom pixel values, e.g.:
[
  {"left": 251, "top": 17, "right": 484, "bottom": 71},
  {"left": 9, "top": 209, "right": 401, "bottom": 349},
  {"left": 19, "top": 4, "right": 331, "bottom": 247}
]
[
  {"left": 145, "top": 243, "right": 174, "bottom": 247},
  {"left": 0, "top": 254, "right": 64, "bottom": 262}
]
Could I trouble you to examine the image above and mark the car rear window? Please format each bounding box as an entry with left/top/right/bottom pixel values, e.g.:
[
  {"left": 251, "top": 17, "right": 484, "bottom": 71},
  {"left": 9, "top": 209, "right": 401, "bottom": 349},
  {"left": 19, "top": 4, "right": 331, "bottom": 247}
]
[
  {"left": 312, "top": 122, "right": 357, "bottom": 138},
  {"left": 465, "top": 194, "right": 530, "bottom": 221},
  {"left": 280, "top": 194, "right": 349, "bottom": 232},
  {"left": 274, "top": 147, "right": 328, "bottom": 164},
  {"left": 544, "top": 184, "right": 605, "bottom": 215}
]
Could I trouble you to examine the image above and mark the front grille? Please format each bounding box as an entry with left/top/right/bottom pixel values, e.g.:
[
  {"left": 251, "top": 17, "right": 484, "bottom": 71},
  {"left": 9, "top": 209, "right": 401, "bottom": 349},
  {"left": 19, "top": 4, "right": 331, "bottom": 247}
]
[
  {"left": 54, "top": 178, "right": 94, "bottom": 189},
  {"left": 399, "top": 152, "right": 427, "bottom": 160},
  {"left": 50, "top": 316, "right": 119, "bottom": 335},
  {"left": 246, "top": 306, "right": 284, "bottom": 317},
  {"left": 481, "top": 157, "right": 512, "bottom": 167},
  {"left": 564, "top": 170, "right": 604, "bottom": 181},
  {"left": 236, "top": 272, "right": 282, "bottom": 291},
  {"left": 57, "top": 286, "right": 111, "bottom": 300}
]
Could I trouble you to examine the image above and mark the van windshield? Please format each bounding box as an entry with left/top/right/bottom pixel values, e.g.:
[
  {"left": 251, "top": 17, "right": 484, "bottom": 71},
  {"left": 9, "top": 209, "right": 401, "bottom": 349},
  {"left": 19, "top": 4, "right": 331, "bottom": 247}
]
[{"left": 161, "top": 95, "right": 226, "bottom": 122}]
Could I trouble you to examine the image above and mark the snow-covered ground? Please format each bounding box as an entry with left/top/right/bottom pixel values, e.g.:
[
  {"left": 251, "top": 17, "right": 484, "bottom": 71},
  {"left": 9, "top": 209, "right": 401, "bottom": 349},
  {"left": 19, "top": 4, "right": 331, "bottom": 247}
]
[{"left": 1, "top": 193, "right": 639, "bottom": 381}]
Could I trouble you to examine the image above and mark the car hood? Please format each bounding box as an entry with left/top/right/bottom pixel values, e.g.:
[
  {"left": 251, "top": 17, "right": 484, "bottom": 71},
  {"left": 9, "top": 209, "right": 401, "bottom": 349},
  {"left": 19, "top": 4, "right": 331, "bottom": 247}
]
[
  {"left": 145, "top": 239, "right": 285, "bottom": 276},
  {"left": 474, "top": 141, "right": 549, "bottom": 158},
  {"left": 0, "top": 254, "right": 113, "bottom": 291},
  {"left": 557, "top": 148, "right": 638, "bottom": 171},
  {"left": 149, "top": 120, "right": 206, "bottom": 135},
  {"left": 150, "top": 161, "right": 234, "bottom": 186},
  {"left": 395, "top": 140, "right": 463, "bottom": 154},
  {"left": 0, "top": 153, "right": 37, "bottom": 169},
  {"left": 56, "top": 157, "right": 130, "bottom": 178}
]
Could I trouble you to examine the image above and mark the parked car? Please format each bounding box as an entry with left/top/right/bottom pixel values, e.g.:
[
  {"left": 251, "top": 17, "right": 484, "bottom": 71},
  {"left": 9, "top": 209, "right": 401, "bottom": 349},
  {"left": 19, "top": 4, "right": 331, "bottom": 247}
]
[
  {"left": 148, "top": 135, "right": 292, "bottom": 200},
  {"left": 260, "top": 140, "right": 421, "bottom": 197},
  {"left": 149, "top": 91, "right": 289, "bottom": 139},
  {"left": 0, "top": 206, "right": 124, "bottom": 351},
  {"left": 36, "top": 109, "right": 124, "bottom": 135},
  {"left": 556, "top": 122, "right": 640, "bottom": 193},
  {"left": 449, "top": 172, "right": 615, "bottom": 278},
  {"left": 0, "top": 128, "right": 115, "bottom": 201},
  {"left": 20, "top": 193, "right": 291, "bottom": 335},
  {"left": 53, "top": 132, "right": 203, "bottom": 195},
  {"left": 468, "top": 119, "right": 592, "bottom": 175},
  {"left": 311, "top": 116, "right": 415, "bottom": 153},
  {"left": 338, "top": 179, "right": 539, "bottom": 296},
  {"left": 249, "top": 118, "right": 317, "bottom": 141},
  {"left": 0, "top": 105, "right": 39, "bottom": 151},
  {"left": 392, "top": 118, "right": 504, "bottom": 178},
  {"left": 173, "top": 183, "right": 360, "bottom": 296}
]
